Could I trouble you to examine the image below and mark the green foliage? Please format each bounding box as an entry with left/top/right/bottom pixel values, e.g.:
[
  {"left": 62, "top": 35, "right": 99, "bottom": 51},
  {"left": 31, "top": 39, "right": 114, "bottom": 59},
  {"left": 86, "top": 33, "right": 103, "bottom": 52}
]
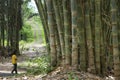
[
  {"left": 19, "top": 40, "right": 27, "bottom": 45},
  {"left": 19, "top": 40, "right": 26, "bottom": 51},
  {"left": 33, "top": 16, "right": 42, "bottom": 23},
  {"left": 21, "top": 0, "right": 45, "bottom": 44},
  {"left": 35, "top": 16, "right": 45, "bottom": 44},
  {"left": 20, "top": 55, "right": 51, "bottom": 75},
  {"left": 67, "top": 72, "right": 79, "bottom": 80},
  {"left": 33, "top": 55, "right": 50, "bottom": 74},
  {"left": 20, "top": 23, "right": 34, "bottom": 42},
  {"left": 22, "top": 0, "right": 33, "bottom": 20},
  {"left": 29, "top": 16, "right": 46, "bottom": 44}
]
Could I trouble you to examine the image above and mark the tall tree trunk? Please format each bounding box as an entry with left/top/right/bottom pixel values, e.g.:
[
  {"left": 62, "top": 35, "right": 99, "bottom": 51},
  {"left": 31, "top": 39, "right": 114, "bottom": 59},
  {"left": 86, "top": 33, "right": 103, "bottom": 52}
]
[
  {"left": 53, "top": 0, "right": 65, "bottom": 66},
  {"left": 101, "top": 0, "right": 107, "bottom": 75},
  {"left": 63, "top": 0, "right": 71, "bottom": 66},
  {"left": 94, "top": 0, "right": 101, "bottom": 75},
  {"left": 54, "top": 25, "right": 61, "bottom": 66},
  {"left": 101, "top": 0, "right": 111, "bottom": 73},
  {"left": 84, "top": 1, "right": 96, "bottom": 74},
  {"left": 46, "top": 0, "right": 57, "bottom": 67},
  {"left": 111, "top": 0, "right": 120, "bottom": 79},
  {"left": 0, "top": 0, "right": 5, "bottom": 47},
  {"left": 71, "top": 0, "right": 78, "bottom": 69},
  {"left": 77, "top": 0, "right": 87, "bottom": 71}
]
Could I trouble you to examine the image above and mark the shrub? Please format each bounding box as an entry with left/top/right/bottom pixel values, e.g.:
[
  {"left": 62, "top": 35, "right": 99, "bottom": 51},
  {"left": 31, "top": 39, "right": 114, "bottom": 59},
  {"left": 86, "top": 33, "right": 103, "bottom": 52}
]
[
  {"left": 20, "top": 23, "right": 34, "bottom": 42},
  {"left": 20, "top": 55, "right": 51, "bottom": 75}
]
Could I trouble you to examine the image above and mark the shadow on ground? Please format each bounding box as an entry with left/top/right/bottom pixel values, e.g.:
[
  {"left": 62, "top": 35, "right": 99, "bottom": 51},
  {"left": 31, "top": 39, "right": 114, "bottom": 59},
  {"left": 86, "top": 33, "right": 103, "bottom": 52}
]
[{"left": 0, "top": 72, "right": 13, "bottom": 77}]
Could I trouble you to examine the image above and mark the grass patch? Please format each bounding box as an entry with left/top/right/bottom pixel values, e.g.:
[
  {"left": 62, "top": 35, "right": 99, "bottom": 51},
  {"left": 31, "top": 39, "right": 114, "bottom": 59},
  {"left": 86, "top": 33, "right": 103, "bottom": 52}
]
[{"left": 19, "top": 55, "right": 51, "bottom": 75}]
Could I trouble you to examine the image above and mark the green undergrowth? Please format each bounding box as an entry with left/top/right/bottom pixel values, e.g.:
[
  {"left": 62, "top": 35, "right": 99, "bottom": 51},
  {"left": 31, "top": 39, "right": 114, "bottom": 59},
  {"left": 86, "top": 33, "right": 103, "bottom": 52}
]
[
  {"left": 19, "top": 55, "right": 51, "bottom": 75},
  {"left": 67, "top": 71, "right": 79, "bottom": 80}
]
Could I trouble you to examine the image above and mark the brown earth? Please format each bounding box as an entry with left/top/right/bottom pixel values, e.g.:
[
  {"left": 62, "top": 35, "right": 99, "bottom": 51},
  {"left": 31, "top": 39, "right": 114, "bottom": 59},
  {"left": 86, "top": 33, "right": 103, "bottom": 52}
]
[{"left": 0, "top": 45, "right": 114, "bottom": 80}]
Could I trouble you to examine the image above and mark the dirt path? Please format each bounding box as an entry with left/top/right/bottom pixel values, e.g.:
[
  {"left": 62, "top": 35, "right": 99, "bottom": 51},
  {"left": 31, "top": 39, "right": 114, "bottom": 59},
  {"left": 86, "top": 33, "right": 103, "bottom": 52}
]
[
  {"left": 0, "top": 44, "right": 114, "bottom": 80},
  {"left": 0, "top": 44, "right": 46, "bottom": 79},
  {"left": 0, "top": 58, "right": 27, "bottom": 78}
]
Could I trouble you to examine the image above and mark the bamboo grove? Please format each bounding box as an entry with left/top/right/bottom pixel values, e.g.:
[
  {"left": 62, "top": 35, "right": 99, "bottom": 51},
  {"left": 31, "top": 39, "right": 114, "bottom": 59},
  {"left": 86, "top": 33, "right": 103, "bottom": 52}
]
[
  {"left": 35, "top": 0, "right": 120, "bottom": 79},
  {"left": 1, "top": 0, "right": 120, "bottom": 79},
  {"left": 0, "top": 0, "right": 22, "bottom": 54}
]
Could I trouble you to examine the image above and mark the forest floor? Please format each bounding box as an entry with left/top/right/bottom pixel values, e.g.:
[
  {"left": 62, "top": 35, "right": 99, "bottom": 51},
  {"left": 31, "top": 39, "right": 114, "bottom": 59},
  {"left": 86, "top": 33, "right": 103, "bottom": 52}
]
[
  {"left": 42, "top": 66, "right": 115, "bottom": 80},
  {"left": 0, "top": 44, "right": 114, "bottom": 80}
]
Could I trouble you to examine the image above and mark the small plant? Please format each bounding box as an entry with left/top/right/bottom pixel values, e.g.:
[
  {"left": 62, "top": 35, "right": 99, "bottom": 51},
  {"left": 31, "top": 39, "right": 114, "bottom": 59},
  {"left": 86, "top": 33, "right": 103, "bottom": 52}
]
[
  {"left": 20, "top": 55, "right": 51, "bottom": 75},
  {"left": 68, "top": 71, "right": 79, "bottom": 80},
  {"left": 68, "top": 72, "right": 73, "bottom": 80}
]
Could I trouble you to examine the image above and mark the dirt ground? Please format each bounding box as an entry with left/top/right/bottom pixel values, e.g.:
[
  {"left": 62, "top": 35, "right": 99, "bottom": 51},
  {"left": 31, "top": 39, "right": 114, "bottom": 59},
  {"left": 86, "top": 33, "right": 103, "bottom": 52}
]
[
  {"left": 0, "top": 44, "right": 46, "bottom": 80},
  {"left": 0, "top": 45, "right": 114, "bottom": 80},
  {"left": 42, "top": 67, "right": 106, "bottom": 80}
]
